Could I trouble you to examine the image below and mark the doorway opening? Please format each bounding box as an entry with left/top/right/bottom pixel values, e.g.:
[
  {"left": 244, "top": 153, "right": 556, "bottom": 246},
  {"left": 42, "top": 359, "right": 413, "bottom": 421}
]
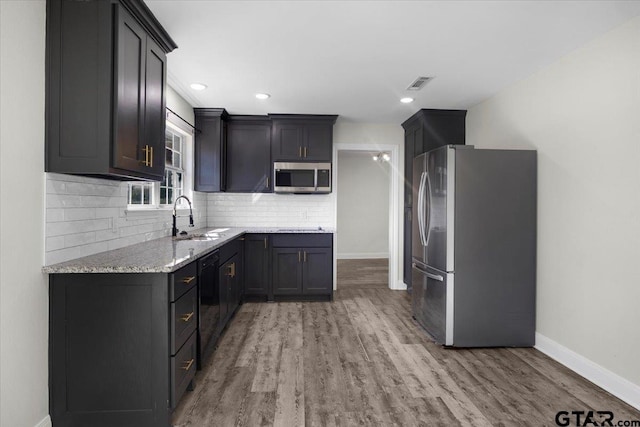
[{"left": 333, "top": 143, "right": 400, "bottom": 291}]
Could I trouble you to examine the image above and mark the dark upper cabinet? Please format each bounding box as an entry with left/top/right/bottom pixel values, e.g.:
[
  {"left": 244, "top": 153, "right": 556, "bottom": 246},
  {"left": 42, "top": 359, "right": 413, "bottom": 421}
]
[
  {"left": 194, "top": 108, "right": 228, "bottom": 192},
  {"left": 226, "top": 116, "right": 272, "bottom": 192},
  {"left": 244, "top": 234, "right": 270, "bottom": 297},
  {"left": 401, "top": 109, "right": 466, "bottom": 290},
  {"left": 270, "top": 114, "right": 338, "bottom": 162},
  {"left": 45, "top": 0, "right": 177, "bottom": 181}
]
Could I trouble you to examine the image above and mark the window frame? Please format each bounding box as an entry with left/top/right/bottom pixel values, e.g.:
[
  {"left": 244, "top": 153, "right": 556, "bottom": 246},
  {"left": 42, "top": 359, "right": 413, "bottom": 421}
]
[{"left": 126, "top": 118, "right": 194, "bottom": 211}]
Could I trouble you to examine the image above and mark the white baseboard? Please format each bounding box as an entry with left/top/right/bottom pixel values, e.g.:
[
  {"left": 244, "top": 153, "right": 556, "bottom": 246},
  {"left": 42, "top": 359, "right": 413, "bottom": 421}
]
[
  {"left": 535, "top": 333, "right": 640, "bottom": 411},
  {"left": 35, "top": 415, "right": 52, "bottom": 427},
  {"left": 337, "top": 252, "right": 389, "bottom": 259},
  {"left": 393, "top": 279, "right": 408, "bottom": 290}
]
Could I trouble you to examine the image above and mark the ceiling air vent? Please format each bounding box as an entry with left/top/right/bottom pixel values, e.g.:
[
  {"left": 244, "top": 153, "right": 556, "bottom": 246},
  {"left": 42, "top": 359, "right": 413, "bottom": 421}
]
[{"left": 406, "top": 76, "right": 433, "bottom": 91}]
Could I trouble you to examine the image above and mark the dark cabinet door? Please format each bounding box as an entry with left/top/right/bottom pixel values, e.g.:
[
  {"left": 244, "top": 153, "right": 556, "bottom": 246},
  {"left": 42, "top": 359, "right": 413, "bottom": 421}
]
[
  {"left": 305, "top": 124, "right": 333, "bottom": 161},
  {"left": 272, "top": 124, "right": 304, "bottom": 160},
  {"left": 272, "top": 248, "right": 303, "bottom": 295},
  {"left": 226, "top": 120, "right": 271, "bottom": 192},
  {"left": 218, "top": 260, "right": 230, "bottom": 329},
  {"left": 113, "top": 7, "right": 146, "bottom": 174},
  {"left": 194, "top": 109, "right": 227, "bottom": 192},
  {"left": 302, "top": 247, "right": 332, "bottom": 294},
  {"left": 244, "top": 234, "right": 270, "bottom": 296},
  {"left": 270, "top": 115, "right": 337, "bottom": 162},
  {"left": 143, "top": 37, "right": 167, "bottom": 178},
  {"left": 227, "top": 253, "right": 241, "bottom": 316}
]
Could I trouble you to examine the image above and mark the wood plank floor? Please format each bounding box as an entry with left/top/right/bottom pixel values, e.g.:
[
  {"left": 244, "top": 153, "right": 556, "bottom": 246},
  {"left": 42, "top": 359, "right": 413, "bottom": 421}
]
[{"left": 173, "top": 259, "right": 640, "bottom": 426}]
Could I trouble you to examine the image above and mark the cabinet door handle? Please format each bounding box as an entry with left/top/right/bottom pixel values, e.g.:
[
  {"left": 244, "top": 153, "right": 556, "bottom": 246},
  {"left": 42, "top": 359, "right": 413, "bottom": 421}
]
[
  {"left": 303, "top": 250, "right": 307, "bottom": 262},
  {"left": 298, "top": 251, "right": 301, "bottom": 263},
  {"left": 181, "top": 276, "right": 196, "bottom": 285},
  {"left": 140, "top": 145, "right": 150, "bottom": 167},
  {"left": 149, "top": 146, "right": 153, "bottom": 168},
  {"left": 181, "top": 358, "right": 195, "bottom": 371},
  {"left": 266, "top": 177, "right": 270, "bottom": 188},
  {"left": 299, "top": 146, "right": 302, "bottom": 158},
  {"left": 264, "top": 237, "right": 267, "bottom": 249},
  {"left": 180, "top": 311, "right": 194, "bottom": 322},
  {"left": 226, "top": 262, "right": 236, "bottom": 278},
  {"left": 303, "top": 146, "right": 307, "bottom": 158}
]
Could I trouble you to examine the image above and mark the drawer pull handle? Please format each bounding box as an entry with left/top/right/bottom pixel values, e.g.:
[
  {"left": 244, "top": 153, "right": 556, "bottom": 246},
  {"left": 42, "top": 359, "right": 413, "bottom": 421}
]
[
  {"left": 180, "top": 312, "right": 194, "bottom": 322},
  {"left": 304, "top": 250, "right": 307, "bottom": 263},
  {"left": 181, "top": 358, "right": 195, "bottom": 371},
  {"left": 181, "top": 276, "right": 196, "bottom": 285}
]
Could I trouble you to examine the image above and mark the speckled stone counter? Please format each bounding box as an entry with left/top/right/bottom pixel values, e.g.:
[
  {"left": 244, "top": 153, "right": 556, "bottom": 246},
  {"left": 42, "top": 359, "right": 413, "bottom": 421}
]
[{"left": 43, "top": 226, "right": 334, "bottom": 274}]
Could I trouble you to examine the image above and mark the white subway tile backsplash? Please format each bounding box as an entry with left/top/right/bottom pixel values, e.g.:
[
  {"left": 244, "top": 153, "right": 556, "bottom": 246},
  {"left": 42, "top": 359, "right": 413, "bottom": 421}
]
[
  {"left": 206, "top": 193, "right": 335, "bottom": 228},
  {"left": 44, "top": 173, "right": 208, "bottom": 264},
  {"left": 45, "top": 172, "right": 334, "bottom": 264}
]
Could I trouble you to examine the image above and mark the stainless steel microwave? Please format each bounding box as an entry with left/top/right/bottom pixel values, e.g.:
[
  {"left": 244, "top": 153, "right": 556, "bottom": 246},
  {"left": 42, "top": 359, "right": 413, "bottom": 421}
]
[{"left": 273, "top": 162, "right": 331, "bottom": 194}]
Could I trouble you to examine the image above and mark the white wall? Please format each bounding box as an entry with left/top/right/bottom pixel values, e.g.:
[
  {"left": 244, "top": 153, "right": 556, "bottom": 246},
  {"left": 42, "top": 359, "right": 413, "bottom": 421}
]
[
  {"left": 336, "top": 151, "right": 390, "bottom": 258},
  {"left": 466, "top": 16, "right": 640, "bottom": 389},
  {"left": 0, "top": 2, "right": 50, "bottom": 427}
]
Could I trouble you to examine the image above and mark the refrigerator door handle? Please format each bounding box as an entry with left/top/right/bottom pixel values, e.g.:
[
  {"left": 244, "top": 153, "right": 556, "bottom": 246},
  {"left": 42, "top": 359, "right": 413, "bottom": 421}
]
[
  {"left": 425, "top": 172, "right": 432, "bottom": 247},
  {"left": 412, "top": 263, "right": 444, "bottom": 282},
  {"left": 417, "top": 172, "right": 428, "bottom": 246}
]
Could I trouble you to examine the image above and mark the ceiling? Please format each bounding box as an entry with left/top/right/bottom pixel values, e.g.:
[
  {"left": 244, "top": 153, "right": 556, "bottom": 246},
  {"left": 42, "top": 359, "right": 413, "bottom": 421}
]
[{"left": 145, "top": 1, "right": 640, "bottom": 124}]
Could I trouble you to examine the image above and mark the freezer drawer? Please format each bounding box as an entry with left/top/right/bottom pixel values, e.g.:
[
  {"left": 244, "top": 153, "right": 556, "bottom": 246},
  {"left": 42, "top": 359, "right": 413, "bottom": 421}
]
[{"left": 411, "top": 262, "right": 452, "bottom": 345}]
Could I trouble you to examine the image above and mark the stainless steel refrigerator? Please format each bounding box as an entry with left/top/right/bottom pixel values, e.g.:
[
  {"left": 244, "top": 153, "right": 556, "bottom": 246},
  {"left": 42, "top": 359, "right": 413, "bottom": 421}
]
[{"left": 412, "top": 145, "right": 536, "bottom": 347}]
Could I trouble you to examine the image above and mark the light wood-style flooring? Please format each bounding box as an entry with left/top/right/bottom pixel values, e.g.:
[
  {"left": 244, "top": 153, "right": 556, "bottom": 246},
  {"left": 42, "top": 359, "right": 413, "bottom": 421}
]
[{"left": 173, "top": 259, "right": 639, "bottom": 426}]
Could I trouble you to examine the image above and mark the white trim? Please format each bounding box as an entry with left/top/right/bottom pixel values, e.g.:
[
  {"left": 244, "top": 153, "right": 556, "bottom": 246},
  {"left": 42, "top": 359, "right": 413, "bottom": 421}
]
[
  {"left": 333, "top": 142, "right": 401, "bottom": 291},
  {"left": 535, "top": 332, "right": 640, "bottom": 411},
  {"left": 34, "top": 415, "right": 52, "bottom": 427},
  {"left": 337, "top": 252, "right": 389, "bottom": 259}
]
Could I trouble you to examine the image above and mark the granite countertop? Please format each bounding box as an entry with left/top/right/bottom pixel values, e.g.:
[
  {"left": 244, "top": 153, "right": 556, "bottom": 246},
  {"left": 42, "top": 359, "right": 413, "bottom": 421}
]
[{"left": 43, "top": 226, "right": 334, "bottom": 274}]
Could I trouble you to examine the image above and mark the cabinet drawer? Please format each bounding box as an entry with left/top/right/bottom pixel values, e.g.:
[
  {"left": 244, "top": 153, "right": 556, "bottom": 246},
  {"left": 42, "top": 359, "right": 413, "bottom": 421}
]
[
  {"left": 271, "top": 233, "right": 332, "bottom": 248},
  {"left": 171, "top": 286, "right": 198, "bottom": 355},
  {"left": 170, "top": 261, "right": 198, "bottom": 301},
  {"left": 171, "top": 330, "right": 197, "bottom": 408}
]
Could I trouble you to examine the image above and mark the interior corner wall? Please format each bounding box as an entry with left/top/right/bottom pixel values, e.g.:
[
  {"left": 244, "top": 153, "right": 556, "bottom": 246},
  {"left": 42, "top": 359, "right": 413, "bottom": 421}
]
[
  {"left": 466, "top": 16, "right": 640, "bottom": 387},
  {"left": 0, "top": 1, "right": 50, "bottom": 427},
  {"left": 337, "top": 151, "right": 390, "bottom": 258}
]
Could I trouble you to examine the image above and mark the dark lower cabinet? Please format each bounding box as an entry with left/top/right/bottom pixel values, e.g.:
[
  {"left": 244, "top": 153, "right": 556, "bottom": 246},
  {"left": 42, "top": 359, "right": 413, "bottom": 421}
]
[
  {"left": 243, "top": 234, "right": 270, "bottom": 299},
  {"left": 271, "top": 234, "right": 333, "bottom": 300},
  {"left": 218, "top": 238, "right": 243, "bottom": 334},
  {"left": 272, "top": 248, "right": 304, "bottom": 295},
  {"left": 301, "top": 248, "right": 333, "bottom": 294},
  {"left": 49, "top": 260, "right": 198, "bottom": 427}
]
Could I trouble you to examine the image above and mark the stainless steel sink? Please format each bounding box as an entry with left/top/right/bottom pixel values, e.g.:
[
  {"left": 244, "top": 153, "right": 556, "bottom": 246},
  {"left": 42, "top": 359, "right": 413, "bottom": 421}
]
[{"left": 174, "top": 232, "right": 223, "bottom": 241}]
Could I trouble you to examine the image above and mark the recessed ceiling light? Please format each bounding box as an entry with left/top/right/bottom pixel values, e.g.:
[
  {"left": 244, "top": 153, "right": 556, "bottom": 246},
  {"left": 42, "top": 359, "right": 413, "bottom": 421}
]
[
  {"left": 400, "top": 97, "right": 414, "bottom": 104},
  {"left": 190, "top": 83, "right": 207, "bottom": 91},
  {"left": 255, "top": 93, "right": 271, "bottom": 100}
]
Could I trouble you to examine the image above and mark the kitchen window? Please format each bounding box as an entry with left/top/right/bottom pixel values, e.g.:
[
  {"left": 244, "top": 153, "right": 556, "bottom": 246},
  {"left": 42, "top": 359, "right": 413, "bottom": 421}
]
[{"left": 127, "top": 119, "right": 193, "bottom": 209}]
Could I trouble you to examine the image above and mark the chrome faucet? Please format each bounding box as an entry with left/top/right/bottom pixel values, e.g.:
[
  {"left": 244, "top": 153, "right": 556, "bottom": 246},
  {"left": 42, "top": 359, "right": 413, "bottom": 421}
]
[{"left": 172, "top": 195, "right": 194, "bottom": 237}]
